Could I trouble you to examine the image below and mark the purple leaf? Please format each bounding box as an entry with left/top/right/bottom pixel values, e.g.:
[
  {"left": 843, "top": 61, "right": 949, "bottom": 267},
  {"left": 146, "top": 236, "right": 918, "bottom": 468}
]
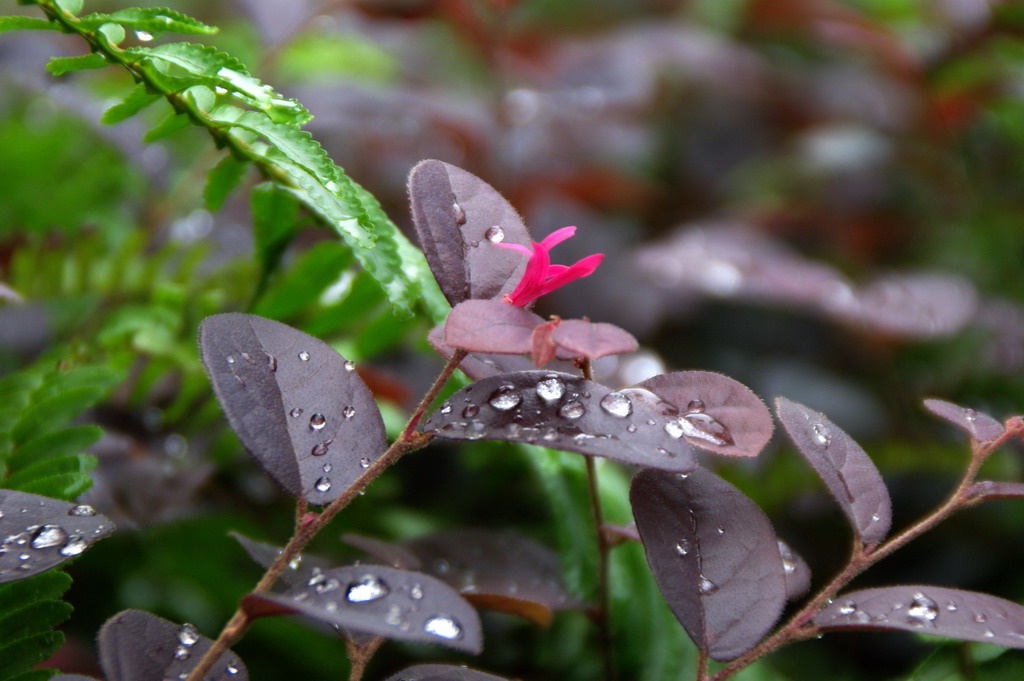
[
  {"left": 429, "top": 325, "right": 581, "bottom": 381},
  {"left": 776, "top": 397, "right": 892, "bottom": 545},
  {"left": 815, "top": 586, "right": 1024, "bottom": 648},
  {"left": 630, "top": 468, "right": 787, "bottom": 661},
  {"left": 967, "top": 481, "right": 1024, "bottom": 502},
  {"left": 423, "top": 371, "right": 697, "bottom": 473},
  {"left": 840, "top": 272, "right": 977, "bottom": 339},
  {"left": 550, "top": 319, "right": 638, "bottom": 361},
  {"left": 637, "top": 371, "right": 773, "bottom": 457},
  {"left": 444, "top": 299, "right": 543, "bottom": 355},
  {"left": 244, "top": 565, "right": 482, "bottom": 654},
  {"left": 383, "top": 664, "right": 514, "bottom": 681},
  {"left": 341, "top": 533, "right": 422, "bottom": 570},
  {"left": 230, "top": 531, "right": 333, "bottom": 588},
  {"left": 923, "top": 399, "right": 1004, "bottom": 443},
  {"left": 408, "top": 160, "right": 530, "bottom": 305},
  {"left": 0, "top": 491, "right": 113, "bottom": 584},
  {"left": 98, "top": 609, "right": 247, "bottom": 681},
  {"left": 199, "top": 314, "right": 388, "bottom": 506},
  {"left": 777, "top": 539, "right": 811, "bottom": 601}
]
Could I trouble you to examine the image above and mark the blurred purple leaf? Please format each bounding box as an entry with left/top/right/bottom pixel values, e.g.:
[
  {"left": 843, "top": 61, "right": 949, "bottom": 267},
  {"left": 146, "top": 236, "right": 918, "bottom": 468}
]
[
  {"left": 244, "top": 565, "right": 482, "bottom": 654},
  {"left": 550, "top": 319, "right": 638, "bottom": 361},
  {"left": 1, "top": 491, "right": 113, "bottom": 584},
  {"left": 841, "top": 273, "right": 978, "bottom": 339},
  {"left": 638, "top": 371, "right": 773, "bottom": 457},
  {"left": 408, "top": 160, "right": 530, "bottom": 305},
  {"left": 98, "top": 609, "right": 247, "bottom": 681},
  {"left": 777, "top": 539, "right": 811, "bottom": 601},
  {"left": 341, "top": 533, "right": 422, "bottom": 570},
  {"left": 423, "top": 371, "right": 697, "bottom": 473},
  {"left": 966, "top": 481, "right": 1024, "bottom": 502},
  {"left": 230, "top": 531, "right": 333, "bottom": 588},
  {"left": 444, "top": 300, "right": 542, "bottom": 355},
  {"left": 815, "top": 586, "right": 1024, "bottom": 648},
  {"left": 383, "top": 664, "right": 514, "bottom": 681},
  {"left": 199, "top": 314, "right": 388, "bottom": 506},
  {"left": 923, "top": 398, "right": 1004, "bottom": 443},
  {"left": 776, "top": 397, "right": 892, "bottom": 545},
  {"left": 630, "top": 468, "right": 787, "bottom": 661}
]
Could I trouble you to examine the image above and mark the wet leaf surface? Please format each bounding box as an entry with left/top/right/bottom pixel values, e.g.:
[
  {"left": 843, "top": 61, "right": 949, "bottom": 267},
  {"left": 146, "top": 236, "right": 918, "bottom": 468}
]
[
  {"left": 923, "top": 398, "right": 1004, "bottom": 443},
  {"left": 408, "top": 160, "right": 530, "bottom": 305},
  {"left": 98, "top": 609, "right": 247, "bottom": 681},
  {"left": 383, "top": 664, "right": 514, "bottom": 681},
  {"left": 0, "top": 490, "right": 113, "bottom": 584},
  {"left": 423, "top": 371, "right": 697, "bottom": 473},
  {"left": 444, "top": 300, "right": 543, "bottom": 355},
  {"left": 638, "top": 371, "right": 773, "bottom": 457},
  {"left": 199, "top": 313, "right": 388, "bottom": 506},
  {"left": 777, "top": 539, "right": 811, "bottom": 601},
  {"left": 776, "top": 397, "right": 892, "bottom": 544},
  {"left": 230, "top": 531, "right": 332, "bottom": 588},
  {"left": 631, "top": 468, "right": 787, "bottom": 661},
  {"left": 815, "top": 585, "right": 1024, "bottom": 648},
  {"left": 842, "top": 273, "right": 977, "bottom": 339},
  {"left": 244, "top": 564, "right": 482, "bottom": 654},
  {"left": 550, "top": 320, "right": 637, "bottom": 361},
  {"left": 348, "top": 529, "right": 577, "bottom": 626}
]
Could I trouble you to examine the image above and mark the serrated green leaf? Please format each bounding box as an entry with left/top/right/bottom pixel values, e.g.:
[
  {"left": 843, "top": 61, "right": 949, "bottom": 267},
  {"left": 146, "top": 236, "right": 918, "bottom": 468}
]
[
  {"left": 4, "top": 454, "right": 97, "bottom": 491},
  {"left": 0, "top": 631, "right": 64, "bottom": 679},
  {"left": 0, "top": 601, "right": 73, "bottom": 644},
  {"left": 97, "top": 22, "right": 125, "bottom": 46},
  {"left": 78, "top": 7, "right": 217, "bottom": 35},
  {"left": 7, "top": 425, "right": 103, "bottom": 473},
  {"left": 0, "top": 573, "right": 72, "bottom": 614},
  {"left": 252, "top": 182, "right": 301, "bottom": 278},
  {"left": 33, "top": 366, "right": 121, "bottom": 403},
  {"left": 45, "top": 53, "right": 106, "bottom": 76},
  {"left": 0, "top": 16, "right": 57, "bottom": 32},
  {"left": 11, "top": 387, "right": 105, "bottom": 445},
  {"left": 142, "top": 111, "right": 190, "bottom": 142},
  {"left": 12, "top": 471, "right": 94, "bottom": 500},
  {"left": 0, "top": 374, "right": 41, "bottom": 410},
  {"left": 54, "top": 0, "right": 83, "bottom": 15},
  {"left": 101, "top": 82, "right": 161, "bottom": 125},
  {"left": 130, "top": 42, "right": 311, "bottom": 125},
  {"left": 183, "top": 84, "right": 216, "bottom": 112},
  {"left": 215, "top": 110, "right": 337, "bottom": 186},
  {"left": 203, "top": 154, "right": 248, "bottom": 211}
]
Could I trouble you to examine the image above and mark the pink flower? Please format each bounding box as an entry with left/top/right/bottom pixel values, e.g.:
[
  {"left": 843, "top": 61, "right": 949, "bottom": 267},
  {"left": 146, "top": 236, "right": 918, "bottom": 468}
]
[{"left": 495, "top": 226, "right": 604, "bottom": 307}]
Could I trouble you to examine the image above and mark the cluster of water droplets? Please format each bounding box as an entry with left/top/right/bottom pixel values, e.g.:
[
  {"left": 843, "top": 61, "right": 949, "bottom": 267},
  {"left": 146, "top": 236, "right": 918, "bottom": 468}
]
[
  {"left": 1, "top": 504, "right": 101, "bottom": 570},
  {"left": 173, "top": 622, "right": 200, "bottom": 661}
]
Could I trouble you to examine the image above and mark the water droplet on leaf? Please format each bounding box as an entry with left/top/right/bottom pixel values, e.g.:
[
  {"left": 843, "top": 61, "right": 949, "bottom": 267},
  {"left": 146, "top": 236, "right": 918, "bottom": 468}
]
[
  {"left": 346, "top": 574, "right": 390, "bottom": 603},
  {"left": 174, "top": 645, "right": 190, "bottom": 660},
  {"left": 600, "top": 392, "right": 632, "bottom": 417},
  {"left": 559, "top": 401, "right": 585, "bottom": 419},
  {"left": 488, "top": 385, "right": 522, "bottom": 411},
  {"left": 314, "top": 477, "right": 332, "bottom": 492},
  {"left": 59, "top": 535, "right": 87, "bottom": 556},
  {"left": 680, "top": 413, "right": 734, "bottom": 446},
  {"left": 343, "top": 360, "right": 356, "bottom": 372},
  {"left": 485, "top": 225, "right": 504, "bottom": 242},
  {"left": 664, "top": 420, "right": 684, "bottom": 438},
  {"left": 440, "top": 402, "right": 452, "bottom": 414},
  {"left": 674, "top": 540, "right": 690, "bottom": 556},
  {"left": 290, "top": 408, "right": 303, "bottom": 418},
  {"left": 311, "top": 440, "right": 332, "bottom": 456},
  {"left": 698, "top": 576, "right": 719, "bottom": 595},
  {"left": 424, "top": 615, "right": 463, "bottom": 640},
  {"left": 536, "top": 376, "right": 566, "bottom": 401},
  {"left": 30, "top": 525, "right": 67, "bottom": 549},
  {"left": 298, "top": 351, "right": 310, "bottom": 361},
  {"left": 409, "top": 583, "right": 424, "bottom": 600},
  {"left": 68, "top": 505, "right": 96, "bottom": 517},
  {"left": 359, "top": 457, "right": 371, "bottom": 469},
  {"left": 309, "top": 414, "right": 327, "bottom": 431},
  {"left": 812, "top": 423, "right": 831, "bottom": 447},
  {"left": 177, "top": 623, "right": 199, "bottom": 646},
  {"left": 687, "top": 399, "right": 706, "bottom": 413},
  {"left": 343, "top": 406, "right": 355, "bottom": 419},
  {"left": 452, "top": 202, "right": 466, "bottom": 225},
  {"left": 907, "top": 593, "right": 939, "bottom": 626},
  {"left": 462, "top": 404, "right": 479, "bottom": 418}
]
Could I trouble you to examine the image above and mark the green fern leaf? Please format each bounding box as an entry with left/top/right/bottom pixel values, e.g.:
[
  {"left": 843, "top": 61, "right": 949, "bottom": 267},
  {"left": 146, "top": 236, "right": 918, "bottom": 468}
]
[
  {"left": 11, "top": 387, "right": 105, "bottom": 446},
  {"left": 0, "top": 631, "right": 64, "bottom": 680},
  {"left": 45, "top": 53, "right": 106, "bottom": 76},
  {"left": 142, "top": 111, "right": 190, "bottom": 142},
  {"left": 251, "top": 182, "right": 301, "bottom": 281},
  {"left": 4, "top": 455, "right": 97, "bottom": 493},
  {"left": 6, "top": 425, "right": 102, "bottom": 472},
  {"left": 33, "top": 366, "right": 121, "bottom": 403},
  {"left": 215, "top": 110, "right": 337, "bottom": 184},
  {"left": 203, "top": 154, "right": 248, "bottom": 211},
  {"left": 54, "top": 0, "right": 83, "bottom": 15},
  {"left": 77, "top": 7, "right": 217, "bottom": 36},
  {"left": 101, "top": 82, "right": 161, "bottom": 125},
  {"left": 0, "top": 601, "right": 73, "bottom": 645},
  {"left": 0, "top": 572, "right": 72, "bottom": 614},
  {"left": 0, "top": 16, "right": 58, "bottom": 32}
]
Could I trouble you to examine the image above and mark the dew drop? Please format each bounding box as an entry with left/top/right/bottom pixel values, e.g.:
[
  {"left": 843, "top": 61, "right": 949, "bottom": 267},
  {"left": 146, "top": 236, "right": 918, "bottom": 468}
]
[
  {"left": 240, "top": 352, "right": 256, "bottom": 365},
  {"left": 674, "top": 540, "right": 690, "bottom": 556},
  {"left": 542, "top": 428, "right": 559, "bottom": 442},
  {"left": 488, "top": 385, "right": 522, "bottom": 411},
  {"left": 177, "top": 623, "right": 199, "bottom": 646},
  {"left": 314, "top": 477, "right": 332, "bottom": 493},
  {"left": 59, "top": 535, "right": 87, "bottom": 556},
  {"left": 309, "top": 413, "right": 327, "bottom": 431},
  {"left": 946, "top": 601, "right": 958, "bottom": 612},
  {"left": 484, "top": 225, "right": 505, "bottom": 243},
  {"left": 226, "top": 356, "right": 236, "bottom": 365},
  {"left": 680, "top": 413, "right": 734, "bottom": 446},
  {"left": 559, "top": 400, "right": 586, "bottom": 419},
  {"left": 135, "top": 30, "right": 153, "bottom": 41},
  {"left": 409, "top": 583, "right": 424, "bottom": 600},
  {"left": 984, "top": 629, "right": 995, "bottom": 638},
  {"left": 343, "top": 406, "right": 356, "bottom": 419},
  {"left": 174, "top": 645, "right": 190, "bottom": 661},
  {"left": 906, "top": 593, "right": 939, "bottom": 626},
  {"left": 838, "top": 601, "right": 857, "bottom": 616},
  {"left": 812, "top": 423, "right": 832, "bottom": 447},
  {"left": 664, "top": 420, "right": 684, "bottom": 438},
  {"left": 974, "top": 613, "right": 988, "bottom": 624},
  {"left": 359, "top": 457, "right": 371, "bottom": 469},
  {"left": 964, "top": 408, "right": 978, "bottom": 423},
  {"left": 465, "top": 421, "right": 489, "bottom": 439},
  {"left": 424, "top": 614, "right": 463, "bottom": 640},
  {"left": 384, "top": 604, "right": 403, "bottom": 626},
  {"left": 716, "top": 526, "right": 725, "bottom": 535},
  {"left": 698, "top": 576, "right": 719, "bottom": 595},
  {"left": 68, "top": 504, "right": 97, "bottom": 517},
  {"left": 440, "top": 402, "right": 452, "bottom": 415},
  {"left": 31, "top": 525, "right": 67, "bottom": 550},
  {"left": 266, "top": 353, "right": 277, "bottom": 372},
  {"left": 452, "top": 202, "right": 466, "bottom": 226},
  {"left": 462, "top": 404, "right": 479, "bottom": 418},
  {"left": 600, "top": 392, "right": 632, "bottom": 418},
  {"left": 298, "top": 351, "right": 310, "bottom": 361},
  {"left": 226, "top": 664, "right": 239, "bottom": 676},
  {"left": 536, "top": 376, "right": 566, "bottom": 401},
  {"left": 18, "top": 553, "right": 29, "bottom": 561},
  {"left": 627, "top": 424, "right": 638, "bottom": 433},
  {"left": 322, "top": 463, "right": 332, "bottom": 473},
  {"left": 345, "top": 574, "right": 390, "bottom": 603},
  {"left": 311, "top": 440, "right": 332, "bottom": 457},
  {"left": 343, "top": 360, "right": 356, "bottom": 372},
  {"left": 290, "top": 408, "right": 303, "bottom": 418},
  {"left": 687, "top": 399, "right": 706, "bottom": 413}
]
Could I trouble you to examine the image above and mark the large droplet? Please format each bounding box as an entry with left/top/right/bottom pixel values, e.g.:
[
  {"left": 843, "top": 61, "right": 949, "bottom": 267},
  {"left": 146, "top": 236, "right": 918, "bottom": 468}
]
[
  {"left": 424, "top": 614, "right": 463, "bottom": 640},
  {"left": 811, "top": 423, "right": 831, "bottom": 447},
  {"left": 484, "top": 225, "right": 505, "bottom": 243},
  {"left": 314, "top": 477, "right": 332, "bottom": 493},
  {"left": 359, "top": 457, "right": 371, "bottom": 469},
  {"left": 439, "top": 402, "right": 452, "bottom": 414},
  {"left": 298, "top": 351, "right": 310, "bottom": 361},
  {"left": 906, "top": 593, "right": 939, "bottom": 626},
  {"left": 68, "top": 505, "right": 97, "bottom": 517},
  {"left": 30, "top": 525, "right": 68, "bottom": 550},
  {"left": 559, "top": 400, "right": 586, "bottom": 419},
  {"left": 680, "top": 413, "right": 734, "bottom": 446},
  {"left": 488, "top": 385, "right": 522, "bottom": 411},
  {"left": 664, "top": 420, "right": 684, "bottom": 438},
  {"left": 600, "top": 392, "right": 632, "bottom": 418},
  {"left": 309, "top": 413, "right": 327, "bottom": 431},
  {"left": 59, "top": 535, "right": 87, "bottom": 556},
  {"left": 177, "top": 623, "right": 199, "bottom": 647},
  {"left": 536, "top": 376, "right": 566, "bottom": 401},
  {"left": 345, "top": 574, "right": 390, "bottom": 603}
]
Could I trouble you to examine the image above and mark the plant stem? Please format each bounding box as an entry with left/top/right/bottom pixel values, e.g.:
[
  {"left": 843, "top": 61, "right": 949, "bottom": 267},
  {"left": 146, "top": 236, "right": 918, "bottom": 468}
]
[
  {"left": 184, "top": 350, "right": 465, "bottom": 681},
  {"left": 707, "top": 418, "right": 1024, "bottom": 681}
]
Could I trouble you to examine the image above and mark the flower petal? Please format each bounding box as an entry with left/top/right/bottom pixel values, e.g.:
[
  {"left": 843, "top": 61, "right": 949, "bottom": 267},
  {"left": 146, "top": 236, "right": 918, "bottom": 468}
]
[
  {"left": 537, "top": 253, "right": 604, "bottom": 297},
  {"left": 538, "top": 226, "right": 577, "bottom": 250}
]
